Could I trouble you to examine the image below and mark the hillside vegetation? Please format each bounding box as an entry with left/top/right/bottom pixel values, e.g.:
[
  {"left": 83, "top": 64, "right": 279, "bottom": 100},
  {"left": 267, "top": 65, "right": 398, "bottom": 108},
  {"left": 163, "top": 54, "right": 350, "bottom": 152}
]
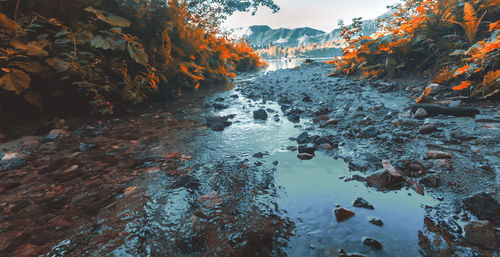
[
  {"left": 328, "top": 0, "right": 500, "bottom": 99},
  {"left": 0, "top": 0, "right": 265, "bottom": 117}
]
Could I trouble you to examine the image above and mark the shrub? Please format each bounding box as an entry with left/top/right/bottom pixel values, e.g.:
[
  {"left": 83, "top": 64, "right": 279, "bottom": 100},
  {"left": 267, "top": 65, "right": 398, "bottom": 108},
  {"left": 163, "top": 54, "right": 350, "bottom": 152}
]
[{"left": 0, "top": 0, "right": 265, "bottom": 116}]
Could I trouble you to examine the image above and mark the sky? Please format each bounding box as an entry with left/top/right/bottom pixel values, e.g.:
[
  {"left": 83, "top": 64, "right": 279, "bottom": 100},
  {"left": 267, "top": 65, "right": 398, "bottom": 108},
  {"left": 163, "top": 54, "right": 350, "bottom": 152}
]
[{"left": 223, "top": 0, "right": 400, "bottom": 32}]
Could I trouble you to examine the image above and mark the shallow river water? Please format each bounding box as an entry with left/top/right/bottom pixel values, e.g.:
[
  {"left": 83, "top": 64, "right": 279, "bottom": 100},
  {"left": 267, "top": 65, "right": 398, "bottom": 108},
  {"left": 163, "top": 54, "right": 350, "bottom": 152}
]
[{"left": 45, "top": 60, "right": 441, "bottom": 257}]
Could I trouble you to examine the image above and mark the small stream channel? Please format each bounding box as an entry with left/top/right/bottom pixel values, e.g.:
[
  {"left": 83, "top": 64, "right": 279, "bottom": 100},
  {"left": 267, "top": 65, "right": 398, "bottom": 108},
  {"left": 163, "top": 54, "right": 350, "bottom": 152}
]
[
  {"left": 190, "top": 68, "right": 438, "bottom": 256},
  {"left": 47, "top": 59, "right": 440, "bottom": 256}
]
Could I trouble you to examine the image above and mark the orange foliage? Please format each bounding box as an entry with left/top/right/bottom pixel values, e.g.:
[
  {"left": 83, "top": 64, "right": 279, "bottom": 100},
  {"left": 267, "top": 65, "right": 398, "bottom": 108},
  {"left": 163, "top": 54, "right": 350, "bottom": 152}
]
[
  {"left": 415, "top": 87, "right": 432, "bottom": 103},
  {"left": 433, "top": 67, "right": 453, "bottom": 83},
  {"left": 453, "top": 81, "right": 472, "bottom": 90},
  {"left": 327, "top": 0, "right": 499, "bottom": 97},
  {"left": 454, "top": 65, "right": 470, "bottom": 76}
]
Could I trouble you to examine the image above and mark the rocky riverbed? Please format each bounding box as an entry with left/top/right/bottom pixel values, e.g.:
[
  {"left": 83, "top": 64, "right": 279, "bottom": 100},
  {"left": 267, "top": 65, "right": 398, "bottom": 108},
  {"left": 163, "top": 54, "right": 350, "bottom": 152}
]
[{"left": 0, "top": 61, "right": 499, "bottom": 256}]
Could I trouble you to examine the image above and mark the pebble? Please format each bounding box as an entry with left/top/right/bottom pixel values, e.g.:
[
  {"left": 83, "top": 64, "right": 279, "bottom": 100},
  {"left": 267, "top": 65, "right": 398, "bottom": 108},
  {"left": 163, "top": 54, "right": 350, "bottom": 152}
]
[
  {"left": 414, "top": 108, "right": 428, "bottom": 118},
  {"left": 297, "top": 153, "right": 314, "bottom": 160},
  {"left": 296, "top": 132, "right": 309, "bottom": 144},
  {"left": 253, "top": 109, "right": 268, "bottom": 120},
  {"left": 334, "top": 207, "right": 355, "bottom": 222},
  {"left": 362, "top": 237, "right": 383, "bottom": 250},
  {"left": 353, "top": 197, "right": 374, "bottom": 209},
  {"left": 368, "top": 216, "right": 384, "bottom": 226}
]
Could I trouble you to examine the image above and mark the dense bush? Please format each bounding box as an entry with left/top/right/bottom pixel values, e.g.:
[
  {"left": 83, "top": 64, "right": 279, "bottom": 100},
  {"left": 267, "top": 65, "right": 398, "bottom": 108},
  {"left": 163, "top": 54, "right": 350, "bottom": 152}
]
[
  {"left": 0, "top": 0, "right": 265, "bottom": 116},
  {"left": 328, "top": 0, "right": 499, "bottom": 98}
]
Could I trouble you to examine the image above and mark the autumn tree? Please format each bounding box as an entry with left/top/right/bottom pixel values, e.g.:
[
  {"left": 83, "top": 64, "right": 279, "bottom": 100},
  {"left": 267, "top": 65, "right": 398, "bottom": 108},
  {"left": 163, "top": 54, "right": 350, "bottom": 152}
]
[{"left": 0, "top": 0, "right": 271, "bottom": 117}]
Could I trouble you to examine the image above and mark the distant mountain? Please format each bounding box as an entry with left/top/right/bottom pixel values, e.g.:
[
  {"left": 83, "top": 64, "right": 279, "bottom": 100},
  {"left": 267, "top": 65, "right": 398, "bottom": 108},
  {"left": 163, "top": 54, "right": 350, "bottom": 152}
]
[{"left": 229, "top": 14, "right": 388, "bottom": 49}]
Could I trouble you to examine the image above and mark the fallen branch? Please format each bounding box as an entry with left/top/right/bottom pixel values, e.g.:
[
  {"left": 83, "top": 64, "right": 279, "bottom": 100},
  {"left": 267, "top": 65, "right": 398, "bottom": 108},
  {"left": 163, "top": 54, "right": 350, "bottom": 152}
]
[{"left": 410, "top": 103, "right": 480, "bottom": 117}]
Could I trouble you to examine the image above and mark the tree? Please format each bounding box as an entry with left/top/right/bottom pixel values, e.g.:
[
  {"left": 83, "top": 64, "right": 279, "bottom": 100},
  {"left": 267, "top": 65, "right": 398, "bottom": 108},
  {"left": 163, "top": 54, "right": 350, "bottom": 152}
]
[{"left": 186, "top": 0, "right": 279, "bottom": 21}]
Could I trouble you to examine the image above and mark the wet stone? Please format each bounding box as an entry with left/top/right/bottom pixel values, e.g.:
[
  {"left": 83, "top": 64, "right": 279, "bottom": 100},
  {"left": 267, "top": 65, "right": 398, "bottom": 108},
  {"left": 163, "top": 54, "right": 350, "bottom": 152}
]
[
  {"left": 296, "top": 132, "right": 310, "bottom": 144},
  {"left": 334, "top": 207, "right": 355, "bottom": 222},
  {"left": 362, "top": 237, "right": 383, "bottom": 250},
  {"left": 318, "top": 143, "right": 333, "bottom": 150},
  {"left": 366, "top": 169, "right": 404, "bottom": 190},
  {"left": 414, "top": 108, "right": 428, "bottom": 118},
  {"left": 463, "top": 192, "right": 500, "bottom": 224},
  {"left": 314, "top": 136, "right": 330, "bottom": 145},
  {"left": 425, "top": 150, "right": 453, "bottom": 160},
  {"left": 360, "top": 126, "right": 378, "bottom": 138},
  {"left": 298, "top": 143, "right": 316, "bottom": 155},
  {"left": 41, "top": 129, "right": 70, "bottom": 142},
  {"left": 206, "top": 115, "right": 232, "bottom": 131},
  {"left": 213, "top": 103, "right": 228, "bottom": 110},
  {"left": 297, "top": 153, "right": 314, "bottom": 160},
  {"left": 418, "top": 124, "right": 438, "bottom": 134},
  {"left": 174, "top": 175, "right": 200, "bottom": 189},
  {"left": 0, "top": 152, "right": 26, "bottom": 171},
  {"left": 252, "top": 152, "right": 265, "bottom": 158},
  {"left": 253, "top": 109, "right": 268, "bottom": 120},
  {"left": 286, "top": 146, "right": 298, "bottom": 152},
  {"left": 353, "top": 197, "right": 374, "bottom": 209},
  {"left": 420, "top": 174, "right": 441, "bottom": 188},
  {"left": 368, "top": 216, "right": 384, "bottom": 226},
  {"left": 464, "top": 220, "right": 497, "bottom": 249},
  {"left": 339, "top": 249, "right": 367, "bottom": 257},
  {"left": 287, "top": 113, "right": 300, "bottom": 123}
]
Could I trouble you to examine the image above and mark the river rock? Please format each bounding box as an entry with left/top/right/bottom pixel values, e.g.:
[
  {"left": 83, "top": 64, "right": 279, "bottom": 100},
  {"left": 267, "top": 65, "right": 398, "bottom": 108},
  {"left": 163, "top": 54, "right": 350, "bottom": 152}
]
[
  {"left": 318, "top": 143, "right": 333, "bottom": 150},
  {"left": 414, "top": 108, "right": 428, "bottom": 118},
  {"left": 0, "top": 151, "right": 26, "bottom": 171},
  {"left": 313, "top": 114, "right": 329, "bottom": 123},
  {"left": 420, "top": 174, "right": 441, "bottom": 188},
  {"left": 326, "top": 118, "right": 338, "bottom": 125},
  {"left": 418, "top": 124, "right": 438, "bottom": 134},
  {"left": 368, "top": 216, "right": 384, "bottom": 226},
  {"left": 298, "top": 143, "right": 316, "bottom": 155},
  {"left": 41, "top": 129, "right": 70, "bottom": 142},
  {"left": 213, "top": 103, "right": 228, "bottom": 110},
  {"left": 464, "top": 220, "right": 497, "bottom": 249},
  {"left": 296, "top": 132, "right": 309, "bottom": 144},
  {"left": 334, "top": 207, "right": 355, "bottom": 222},
  {"left": 360, "top": 125, "right": 378, "bottom": 138},
  {"left": 253, "top": 109, "right": 268, "bottom": 120},
  {"left": 362, "top": 237, "right": 383, "bottom": 250},
  {"left": 206, "top": 116, "right": 232, "bottom": 131},
  {"left": 366, "top": 161, "right": 404, "bottom": 190},
  {"left": 174, "top": 175, "right": 200, "bottom": 189},
  {"left": 353, "top": 197, "right": 374, "bottom": 209},
  {"left": 425, "top": 150, "right": 453, "bottom": 160},
  {"left": 297, "top": 153, "right": 314, "bottom": 160},
  {"left": 338, "top": 249, "right": 366, "bottom": 257},
  {"left": 252, "top": 152, "right": 265, "bottom": 158},
  {"left": 287, "top": 113, "right": 300, "bottom": 123},
  {"left": 463, "top": 192, "right": 500, "bottom": 224},
  {"left": 314, "top": 136, "right": 330, "bottom": 145}
]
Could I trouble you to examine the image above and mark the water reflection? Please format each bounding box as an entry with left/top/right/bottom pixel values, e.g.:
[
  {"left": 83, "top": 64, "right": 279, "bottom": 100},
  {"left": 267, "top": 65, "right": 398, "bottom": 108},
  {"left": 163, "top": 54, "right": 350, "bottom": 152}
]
[
  {"left": 264, "top": 57, "right": 334, "bottom": 72},
  {"left": 267, "top": 151, "right": 437, "bottom": 257}
]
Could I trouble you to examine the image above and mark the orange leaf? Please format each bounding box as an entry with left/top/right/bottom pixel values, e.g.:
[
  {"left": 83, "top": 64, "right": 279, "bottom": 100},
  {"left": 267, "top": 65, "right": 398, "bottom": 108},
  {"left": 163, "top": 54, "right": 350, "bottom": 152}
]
[
  {"left": 452, "top": 81, "right": 472, "bottom": 90},
  {"left": 454, "top": 65, "right": 469, "bottom": 76}
]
